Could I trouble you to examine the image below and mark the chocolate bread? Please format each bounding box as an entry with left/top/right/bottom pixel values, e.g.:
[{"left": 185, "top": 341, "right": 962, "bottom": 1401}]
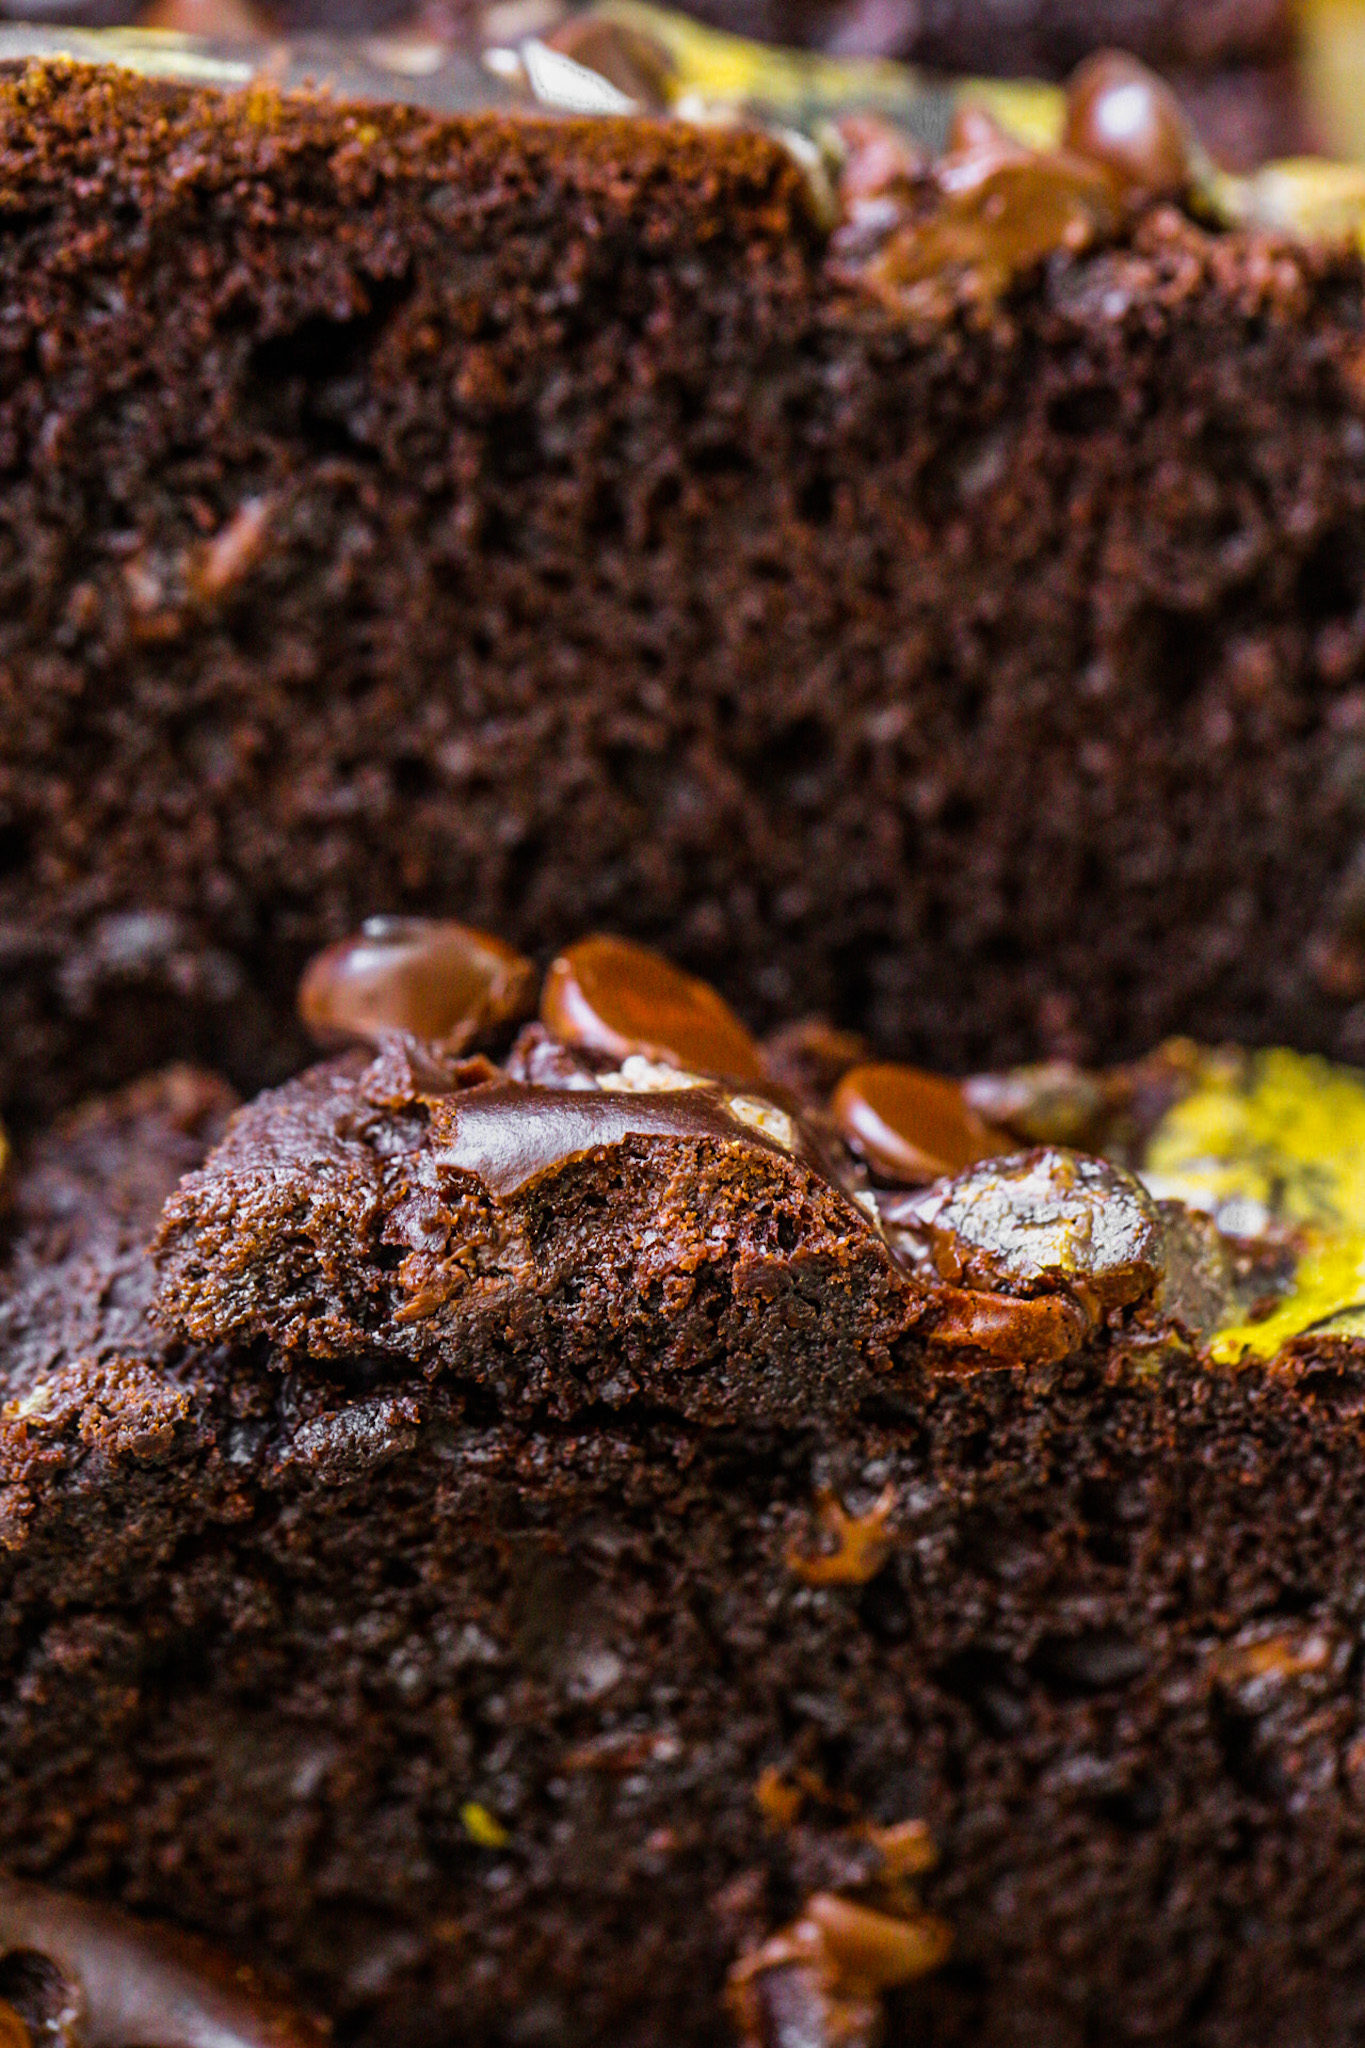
[
  {"left": 5, "top": 924, "right": 1365, "bottom": 2046},
  {"left": 3, "top": 54, "right": 1365, "bottom": 1126}
]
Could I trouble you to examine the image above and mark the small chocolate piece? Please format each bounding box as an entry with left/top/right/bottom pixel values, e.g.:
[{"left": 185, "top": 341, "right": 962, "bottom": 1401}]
[
  {"left": 787, "top": 1483, "right": 896, "bottom": 1585},
  {"left": 923, "top": 1279, "right": 1091, "bottom": 1361},
  {"left": 544, "top": 15, "right": 675, "bottom": 110},
  {"left": 866, "top": 107, "right": 1118, "bottom": 299},
  {"left": 540, "top": 935, "right": 765, "bottom": 1082},
  {"left": 297, "top": 915, "right": 536, "bottom": 1052},
  {"left": 1063, "top": 50, "right": 1193, "bottom": 200},
  {"left": 1147, "top": 1201, "right": 1240, "bottom": 1342},
  {"left": 0, "top": 1871, "right": 324, "bottom": 2047},
  {"left": 831, "top": 1061, "right": 1009, "bottom": 1183},
  {"left": 728, "top": 1890, "right": 950, "bottom": 2048},
  {"left": 920, "top": 1147, "right": 1165, "bottom": 1319}
]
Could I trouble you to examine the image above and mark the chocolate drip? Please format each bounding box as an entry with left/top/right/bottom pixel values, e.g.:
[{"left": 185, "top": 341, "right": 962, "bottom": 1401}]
[{"left": 431, "top": 1080, "right": 819, "bottom": 1196}]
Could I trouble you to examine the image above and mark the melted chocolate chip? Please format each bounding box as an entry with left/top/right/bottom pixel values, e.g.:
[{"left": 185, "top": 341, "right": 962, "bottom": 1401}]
[
  {"left": 540, "top": 935, "right": 765, "bottom": 1082},
  {"left": 832, "top": 1061, "right": 1009, "bottom": 1183},
  {"left": 1063, "top": 50, "right": 1193, "bottom": 200},
  {"left": 0, "top": 1872, "right": 324, "bottom": 2047},
  {"left": 431, "top": 1081, "right": 814, "bottom": 1198},
  {"left": 867, "top": 108, "right": 1118, "bottom": 299},
  {"left": 924, "top": 1280, "right": 1090, "bottom": 1361},
  {"left": 919, "top": 1147, "right": 1164, "bottom": 1317},
  {"left": 298, "top": 916, "right": 536, "bottom": 1052}
]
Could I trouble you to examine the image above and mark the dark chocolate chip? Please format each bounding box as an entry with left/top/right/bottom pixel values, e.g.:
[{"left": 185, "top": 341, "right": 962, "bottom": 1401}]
[
  {"left": 0, "top": 1872, "right": 325, "bottom": 2048},
  {"left": 831, "top": 1061, "right": 1009, "bottom": 1183},
  {"left": 1063, "top": 50, "right": 1193, "bottom": 199},
  {"left": 866, "top": 108, "right": 1118, "bottom": 299},
  {"left": 924, "top": 1280, "right": 1090, "bottom": 1361},
  {"left": 540, "top": 934, "right": 765, "bottom": 1081},
  {"left": 298, "top": 916, "right": 536, "bottom": 1051}
]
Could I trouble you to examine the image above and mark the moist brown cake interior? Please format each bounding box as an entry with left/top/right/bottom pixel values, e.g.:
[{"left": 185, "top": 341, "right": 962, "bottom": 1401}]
[
  {"left": 1, "top": 61, "right": 1365, "bottom": 1126},
  {"left": 4, "top": 34, "right": 1365, "bottom": 2048},
  {"left": 3, "top": 1003, "right": 1365, "bottom": 2048}
]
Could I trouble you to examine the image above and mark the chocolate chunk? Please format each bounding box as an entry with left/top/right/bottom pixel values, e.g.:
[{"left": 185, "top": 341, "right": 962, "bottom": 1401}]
[
  {"left": 728, "top": 1891, "right": 950, "bottom": 2048},
  {"left": 918, "top": 1147, "right": 1165, "bottom": 1317},
  {"left": 832, "top": 1061, "right": 1009, "bottom": 1183},
  {"left": 1064, "top": 51, "right": 1194, "bottom": 200},
  {"left": 1147, "top": 1200, "right": 1239, "bottom": 1341},
  {"left": 540, "top": 935, "right": 765, "bottom": 1082},
  {"left": 0, "top": 1871, "right": 324, "bottom": 2047},
  {"left": 297, "top": 916, "right": 536, "bottom": 1052},
  {"left": 866, "top": 108, "right": 1118, "bottom": 299},
  {"left": 923, "top": 1280, "right": 1091, "bottom": 1361}
]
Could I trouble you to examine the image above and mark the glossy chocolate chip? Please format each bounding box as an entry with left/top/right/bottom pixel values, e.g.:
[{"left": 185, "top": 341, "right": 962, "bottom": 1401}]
[
  {"left": 831, "top": 1062, "right": 1009, "bottom": 1183},
  {"left": 1063, "top": 51, "right": 1193, "bottom": 199},
  {"left": 925, "top": 1281, "right": 1090, "bottom": 1361},
  {"left": 867, "top": 108, "right": 1117, "bottom": 300},
  {"left": 0, "top": 1872, "right": 324, "bottom": 2047},
  {"left": 922, "top": 1147, "right": 1164, "bottom": 1317},
  {"left": 298, "top": 916, "right": 536, "bottom": 1051},
  {"left": 541, "top": 935, "right": 765, "bottom": 1081}
]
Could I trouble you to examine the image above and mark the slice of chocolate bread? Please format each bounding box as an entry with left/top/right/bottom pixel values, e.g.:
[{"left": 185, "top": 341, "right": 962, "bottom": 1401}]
[
  {"left": 3, "top": 52, "right": 1365, "bottom": 1124},
  {"left": 8, "top": 929, "right": 1365, "bottom": 2047},
  {"left": 150, "top": 1037, "right": 913, "bottom": 1423}
]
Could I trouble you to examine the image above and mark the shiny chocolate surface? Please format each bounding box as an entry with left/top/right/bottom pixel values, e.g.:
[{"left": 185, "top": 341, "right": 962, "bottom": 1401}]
[
  {"left": 298, "top": 915, "right": 536, "bottom": 1050},
  {"left": 1063, "top": 49, "right": 1193, "bottom": 197},
  {"left": 541, "top": 935, "right": 765, "bottom": 1082},
  {"left": 832, "top": 1061, "right": 1008, "bottom": 1183},
  {"left": 0, "top": 1873, "right": 324, "bottom": 2047},
  {"left": 430, "top": 1078, "right": 807, "bottom": 1194}
]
